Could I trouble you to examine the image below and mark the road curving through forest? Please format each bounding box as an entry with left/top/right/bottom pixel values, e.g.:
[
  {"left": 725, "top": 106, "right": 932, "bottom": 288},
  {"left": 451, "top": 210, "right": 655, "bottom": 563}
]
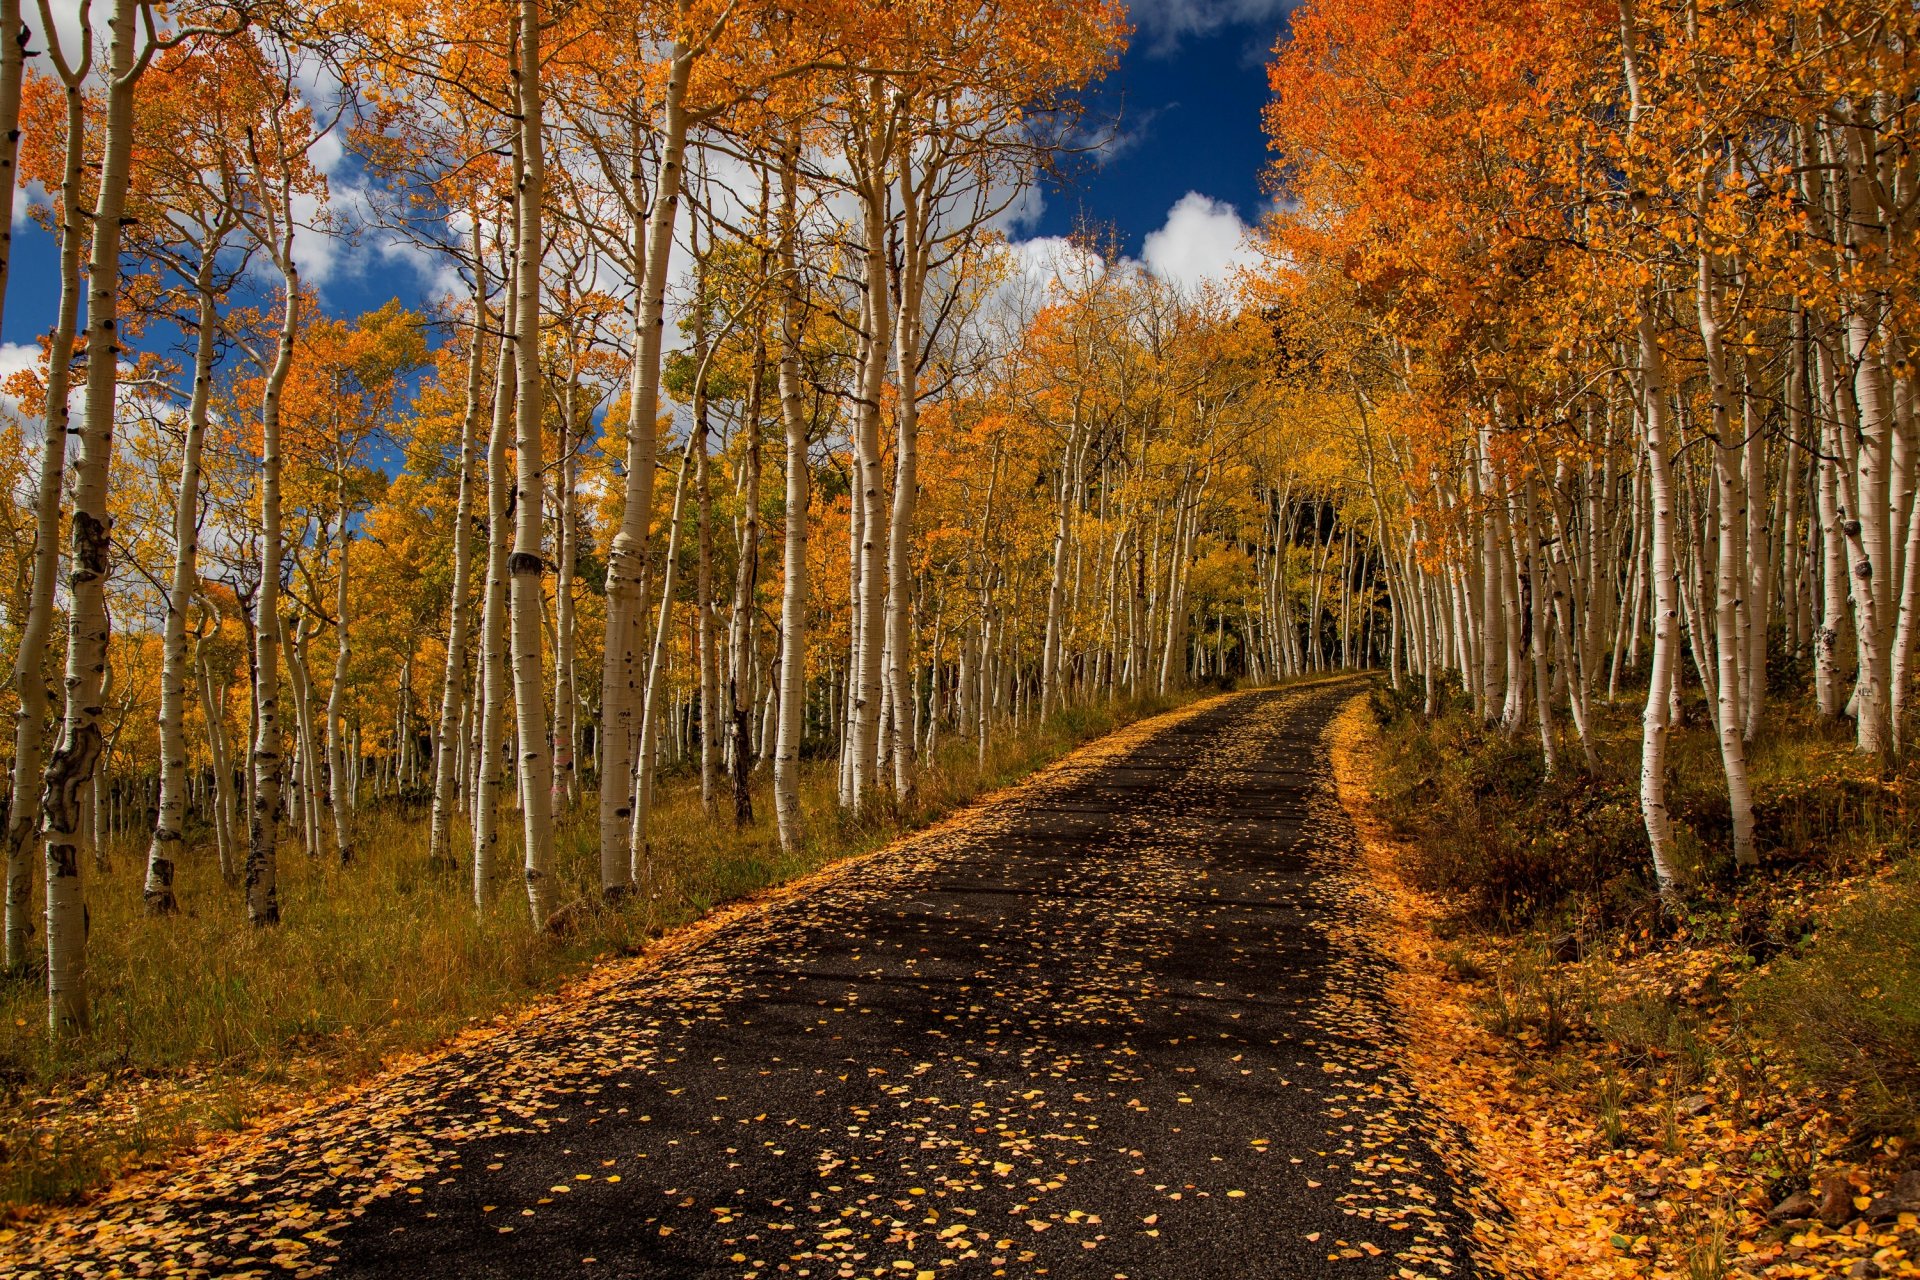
[{"left": 5, "top": 680, "right": 1489, "bottom": 1279}]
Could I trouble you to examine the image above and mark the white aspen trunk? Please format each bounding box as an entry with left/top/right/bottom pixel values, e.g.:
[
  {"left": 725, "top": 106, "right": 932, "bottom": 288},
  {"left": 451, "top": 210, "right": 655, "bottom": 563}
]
[
  {"left": 508, "top": 0, "right": 556, "bottom": 925},
  {"left": 428, "top": 258, "right": 487, "bottom": 870},
  {"left": 6, "top": 44, "right": 87, "bottom": 972},
  {"left": 1814, "top": 337, "right": 1853, "bottom": 719},
  {"left": 885, "top": 170, "right": 925, "bottom": 804},
  {"left": 1892, "top": 459, "right": 1920, "bottom": 751},
  {"left": 1637, "top": 303, "right": 1686, "bottom": 908},
  {"left": 599, "top": 42, "right": 691, "bottom": 898},
  {"left": 196, "top": 648, "right": 237, "bottom": 883},
  {"left": 847, "top": 86, "right": 895, "bottom": 812},
  {"left": 1741, "top": 358, "right": 1770, "bottom": 742},
  {"left": 1471, "top": 449, "right": 1501, "bottom": 720},
  {"left": 245, "top": 137, "right": 305, "bottom": 931},
  {"left": 632, "top": 444, "right": 694, "bottom": 890},
  {"left": 45, "top": 0, "right": 148, "bottom": 1028},
  {"left": 551, "top": 362, "right": 579, "bottom": 812},
  {"left": 771, "top": 152, "right": 810, "bottom": 853},
  {"left": 731, "top": 325, "right": 765, "bottom": 826},
  {"left": 143, "top": 248, "right": 223, "bottom": 913},
  {"left": 1041, "top": 417, "right": 1080, "bottom": 715},
  {"left": 473, "top": 317, "right": 515, "bottom": 904},
  {"left": 1842, "top": 127, "right": 1895, "bottom": 760},
  {"left": 840, "top": 479, "right": 864, "bottom": 806},
  {"left": 1523, "top": 479, "right": 1557, "bottom": 773},
  {"left": 285, "top": 608, "right": 322, "bottom": 858},
  {"left": 1697, "top": 250, "right": 1756, "bottom": 867},
  {"left": 694, "top": 380, "right": 720, "bottom": 816},
  {"left": 326, "top": 490, "right": 353, "bottom": 865}
]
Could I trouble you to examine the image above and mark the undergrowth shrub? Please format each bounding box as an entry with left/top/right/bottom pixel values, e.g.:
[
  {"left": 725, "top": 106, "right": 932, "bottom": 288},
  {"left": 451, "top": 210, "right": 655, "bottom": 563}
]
[
  {"left": 1744, "top": 866, "right": 1920, "bottom": 1137},
  {"left": 1368, "top": 681, "right": 1912, "bottom": 928},
  {"left": 1368, "top": 683, "right": 1652, "bottom": 926}
]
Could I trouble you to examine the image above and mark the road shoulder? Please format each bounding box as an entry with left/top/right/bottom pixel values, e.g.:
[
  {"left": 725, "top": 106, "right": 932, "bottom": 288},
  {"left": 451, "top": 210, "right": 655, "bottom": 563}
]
[{"left": 1326, "top": 694, "right": 1610, "bottom": 1279}]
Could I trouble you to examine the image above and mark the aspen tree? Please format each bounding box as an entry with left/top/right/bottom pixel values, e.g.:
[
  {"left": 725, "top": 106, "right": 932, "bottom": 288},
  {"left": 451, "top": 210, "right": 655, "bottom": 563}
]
[
  {"left": 142, "top": 213, "right": 235, "bottom": 913},
  {"left": 5, "top": 9, "right": 89, "bottom": 972},
  {"left": 474, "top": 276, "right": 515, "bottom": 903},
  {"left": 43, "top": 0, "right": 164, "bottom": 1026},
  {"left": 508, "top": 0, "right": 556, "bottom": 925},
  {"left": 242, "top": 80, "right": 309, "bottom": 929},
  {"left": 428, "top": 227, "right": 489, "bottom": 871},
  {"left": 770, "top": 146, "right": 811, "bottom": 853}
]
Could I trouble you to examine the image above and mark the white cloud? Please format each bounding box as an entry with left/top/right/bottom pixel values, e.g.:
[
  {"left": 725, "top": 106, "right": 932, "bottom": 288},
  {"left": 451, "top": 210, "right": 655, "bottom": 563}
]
[
  {"left": 12, "top": 179, "right": 49, "bottom": 229},
  {"left": 1130, "top": 0, "right": 1298, "bottom": 51},
  {"left": 1140, "top": 191, "right": 1259, "bottom": 291},
  {"left": 1006, "top": 236, "right": 1105, "bottom": 289},
  {"left": 24, "top": 0, "right": 89, "bottom": 65},
  {"left": 990, "top": 180, "right": 1047, "bottom": 238},
  {"left": 0, "top": 342, "right": 38, "bottom": 416}
]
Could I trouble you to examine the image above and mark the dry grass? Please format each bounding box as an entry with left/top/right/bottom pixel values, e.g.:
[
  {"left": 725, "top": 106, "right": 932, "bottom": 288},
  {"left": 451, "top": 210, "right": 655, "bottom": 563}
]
[{"left": 0, "top": 690, "right": 1191, "bottom": 1214}]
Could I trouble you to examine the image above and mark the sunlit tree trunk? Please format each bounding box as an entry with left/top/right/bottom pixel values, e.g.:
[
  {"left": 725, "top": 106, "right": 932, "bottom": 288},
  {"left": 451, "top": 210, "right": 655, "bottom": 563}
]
[
  {"left": 473, "top": 307, "right": 515, "bottom": 904},
  {"left": 731, "top": 324, "right": 765, "bottom": 827},
  {"left": 509, "top": 0, "right": 556, "bottom": 925},
  {"left": 429, "top": 262, "right": 487, "bottom": 871},
  {"left": 633, "top": 444, "right": 694, "bottom": 890},
  {"left": 551, "top": 366, "right": 580, "bottom": 812},
  {"left": 45, "top": 0, "right": 150, "bottom": 1028},
  {"left": 693, "top": 370, "right": 720, "bottom": 816},
  {"left": 326, "top": 487, "right": 354, "bottom": 865},
  {"left": 6, "top": 64, "right": 87, "bottom": 972},
  {"left": 846, "top": 83, "right": 895, "bottom": 811},
  {"left": 600, "top": 40, "right": 690, "bottom": 898},
  {"left": 771, "top": 151, "right": 810, "bottom": 853},
  {"left": 196, "top": 645, "right": 237, "bottom": 882},
  {"left": 144, "top": 246, "right": 224, "bottom": 913},
  {"left": 1697, "top": 247, "right": 1756, "bottom": 867},
  {"left": 1637, "top": 303, "right": 1686, "bottom": 908}
]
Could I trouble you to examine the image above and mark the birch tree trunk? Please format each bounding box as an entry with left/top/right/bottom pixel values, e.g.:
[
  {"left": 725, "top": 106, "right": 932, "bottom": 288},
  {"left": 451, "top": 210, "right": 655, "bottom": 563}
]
[
  {"left": 1636, "top": 303, "right": 1686, "bottom": 908},
  {"left": 600, "top": 40, "right": 690, "bottom": 898},
  {"left": 846, "top": 84, "right": 896, "bottom": 811},
  {"left": 428, "top": 261, "right": 487, "bottom": 871},
  {"left": 326, "top": 487, "right": 353, "bottom": 865},
  {"left": 772, "top": 151, "right": 810, "bottom": 852},
  {"left": 46, "top": 0, "right": 150, "bottom": 1027},
  {"left": 1697, "top": 248, "right": 1756, "bottom": 867},
  {"left": 632, "top": 445, "right": 694, "bottom": 890},
  {"left": 143, "top": 246, "right": 223, "bottom": 913},
  {"left": 196, "top": 647, "right": 237, "bottom": 882},
  {"left": 731, "top": 327, "right": 765, "bottom": 826},
  {"left": 473, "top": 306, "right": 515, "bottom": 903},
  {"left": 551, "top": 373, "right": 579, "bottom": 811},
  {"left": 510, "top": 3, "right": 555, "bottom": 925},
  {"left": 6, "top": 57, "right": 87, "bottom": 972},
  {"left": 694, "top": 377, "right": 720, "bottom": 816}
]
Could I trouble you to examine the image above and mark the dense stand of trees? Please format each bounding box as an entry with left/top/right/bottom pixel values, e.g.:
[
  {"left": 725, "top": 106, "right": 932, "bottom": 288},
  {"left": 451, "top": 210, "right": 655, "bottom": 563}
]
[
  {"left": 0, "top": 0, "right": 1399, "bottom": 1034},
  {"left": 1262, "top": 0, "right": 1920, "bottom": 903}
]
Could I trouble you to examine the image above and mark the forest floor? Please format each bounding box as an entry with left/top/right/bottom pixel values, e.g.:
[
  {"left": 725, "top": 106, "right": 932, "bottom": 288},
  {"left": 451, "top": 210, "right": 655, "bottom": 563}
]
[
  {"left": 1339, "top": 692, "right": 1920, "bottom": 1280},
  {"left": 0, "top": 678, "right": 1497, "bottom": 1279},
  {"left": 0, "top": 691, "right": 1193, "bottom": 1218}
]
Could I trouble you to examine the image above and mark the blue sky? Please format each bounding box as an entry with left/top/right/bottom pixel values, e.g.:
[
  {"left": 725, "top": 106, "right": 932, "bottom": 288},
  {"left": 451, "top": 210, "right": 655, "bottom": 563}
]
[
  {"left": 1029, "top": 1, "right": 1291, "bottom": 260},
  {"left": 2, "top": 1, "right": 1295, "bottom": 360}
]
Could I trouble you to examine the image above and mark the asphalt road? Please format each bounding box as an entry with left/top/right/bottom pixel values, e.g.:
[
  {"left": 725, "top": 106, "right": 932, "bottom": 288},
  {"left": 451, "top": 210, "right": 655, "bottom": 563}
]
[{"left": 14, "top": 681, "right": 1484, "bottom": 1279}]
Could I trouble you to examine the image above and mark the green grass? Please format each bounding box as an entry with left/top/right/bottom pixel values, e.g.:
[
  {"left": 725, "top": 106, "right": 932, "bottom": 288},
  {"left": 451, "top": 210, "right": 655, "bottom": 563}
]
[{"left": 0, "top": 687, "right": 1197, "bottom": 1213}]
